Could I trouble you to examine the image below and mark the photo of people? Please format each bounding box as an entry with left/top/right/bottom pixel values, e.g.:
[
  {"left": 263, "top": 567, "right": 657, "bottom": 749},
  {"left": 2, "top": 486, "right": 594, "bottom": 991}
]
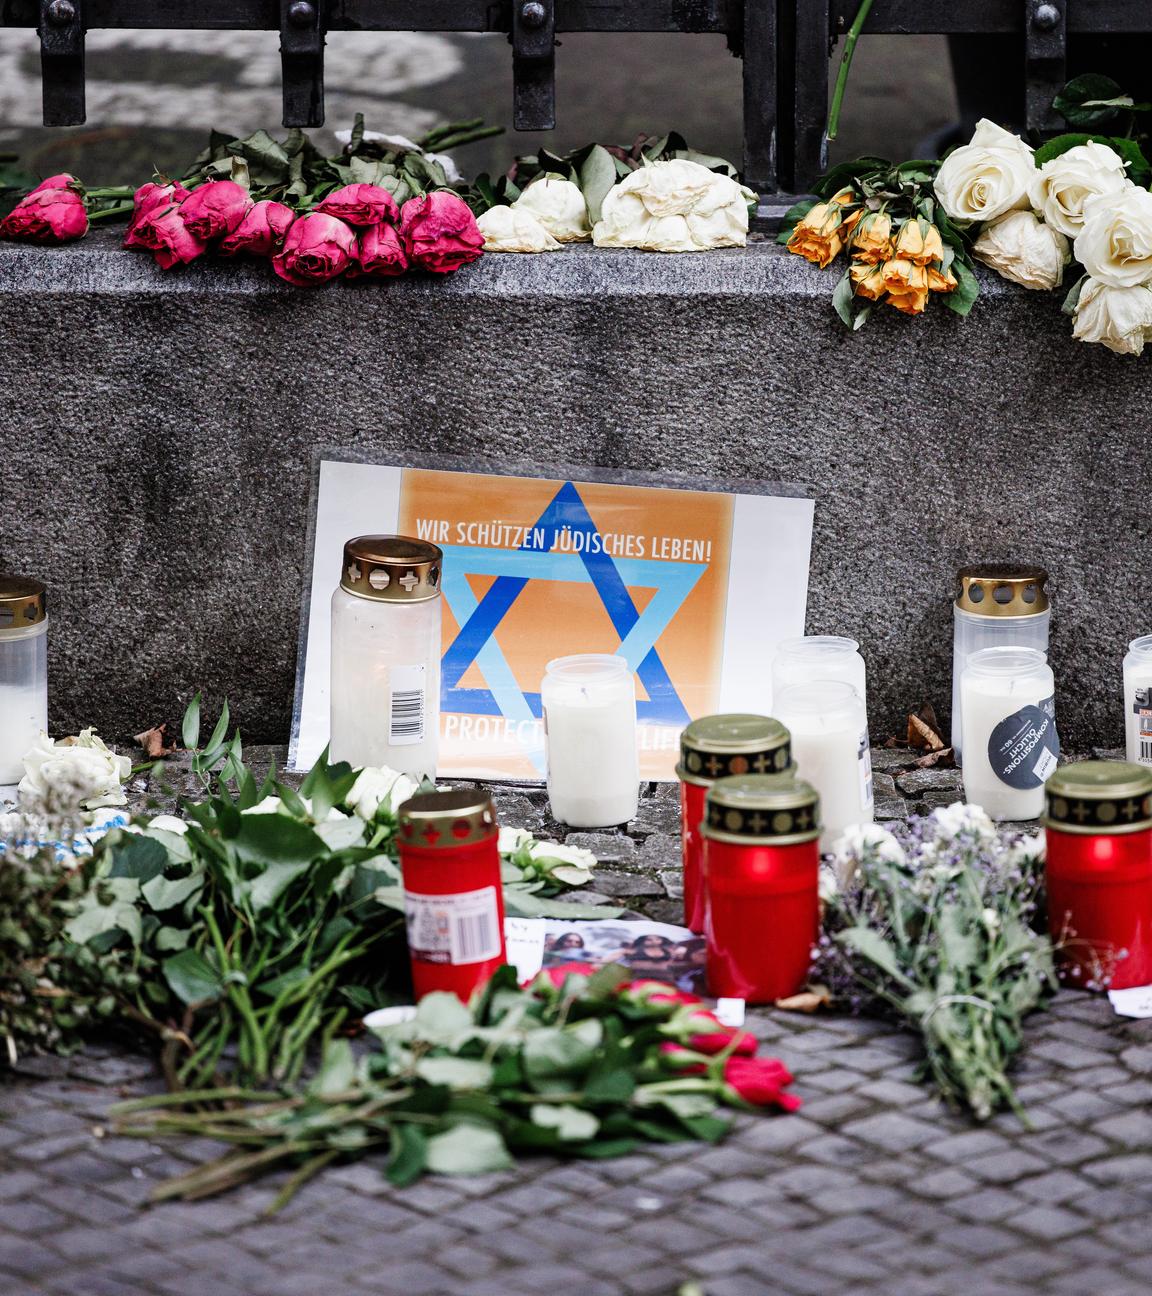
[{"left": 515, "top": 919, "right": 705, "bottom": 994}]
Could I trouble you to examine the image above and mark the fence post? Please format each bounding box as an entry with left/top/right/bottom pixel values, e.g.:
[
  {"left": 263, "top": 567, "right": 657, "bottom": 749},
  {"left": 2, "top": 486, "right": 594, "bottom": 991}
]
[
  {"left": 281, "top": 0, "right": 325, "bottom": 128},
  {"left": 39, "top": 0, "right": 85, "bottom": 126},
  {"left": 1024, "top": 0, "right": 1066, "bottom": 134}
]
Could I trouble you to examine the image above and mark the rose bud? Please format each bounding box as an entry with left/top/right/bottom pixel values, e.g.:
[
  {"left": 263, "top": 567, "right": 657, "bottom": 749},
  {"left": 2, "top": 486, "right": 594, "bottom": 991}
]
[
  {"left": 124, "top": 180, "right": 191, "bottom": 249},
  {"left": 684, "top": 1013, "right": 759, "bottom": 1057},
  {"left": 0, "top": 185, "right": 88, "bottom": 243},
  {"left": 399, "top": 191, "right": 484, "bottom": 274},
  {"left": 723, "top": 1056, "right": 801, "bottom": 1110},
  {"left": 219, "top": 200, "right": 296, "bottom": 257},
  {"left": 131, "top": 204, "right": 207, "bottom": 270},
  {"left": 178, "top": 180, "right": 252, "bottom": 240},
  {"left": 272, "top": 212, "right": 357, "bottom": 287},
  {"left": 524, "top": 962, "right": 600, "bottom": 990},
  {"left": 351, "top": 221, "right": 409, "bottom": 277},
  {"left": 316, "top": 183, "right": 400, "bottom": 228}
]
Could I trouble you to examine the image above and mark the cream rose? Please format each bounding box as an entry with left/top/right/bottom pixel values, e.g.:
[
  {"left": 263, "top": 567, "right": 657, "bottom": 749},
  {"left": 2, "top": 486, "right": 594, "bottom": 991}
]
[
  {"left": 935, "top": 118, "right": 1035, "bottom": 226},
  {"left": 593, "top": 159, "right": 755, "bottom": 253},
  {"left": 476, "top": 204, "right": 560, "bottom": 253},
  {"left": 514, "top": 175, "right": 591, "bottom": 242},
  {"left": 1073, "top": 277, "right": 1152, "bottom": 355},
  {"left": 1030, "top": 141, "right": 1131, "bottom": 237},
  {"left": 1074, "top": 187, "right": 1152, "bottom": 288},
  {"left": 972, "top": 209, "right": 1070, "bottom": 290},
  {"left": 18, "top": 729, "right": 132, "bottom": 812},
  {"left": 345, "top": 766, "right": 420, "bottom": 820}
]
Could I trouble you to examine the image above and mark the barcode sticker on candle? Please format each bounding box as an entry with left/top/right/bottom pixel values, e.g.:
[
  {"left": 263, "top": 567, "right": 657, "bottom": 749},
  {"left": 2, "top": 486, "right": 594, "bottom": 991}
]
[
  {"left": 989, "top": 696, "right": 1060, "bottom": 790},
  {"left": 389, "top": 665, "right": 425, "bottom": 745},
  {"left": 1135, "top": 690, "right": 1152, "bottom": 765},
  {"left": 403, "top": 886, "right": 502, "bottom": 965}
]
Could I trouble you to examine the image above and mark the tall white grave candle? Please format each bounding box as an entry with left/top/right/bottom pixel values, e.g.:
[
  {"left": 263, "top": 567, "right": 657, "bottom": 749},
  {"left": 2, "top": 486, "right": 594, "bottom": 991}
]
[
  {"left": 774, "top": 681, "right": 872, "bottom": 852},
  {"left": 961, "top": 647, "right": 1058, "bottom": 821},
  {"left": 0, "top": 578, "right": 48, "bottom": 784},
  {"left": 771, "top": 635, "right": 867, "bottom": 707},
  {"left": 542, "top": 654, "right": 638, "bottom": 827},
  {"left": 1124, "top": 636, "right": 1152, "bottom": 767}
]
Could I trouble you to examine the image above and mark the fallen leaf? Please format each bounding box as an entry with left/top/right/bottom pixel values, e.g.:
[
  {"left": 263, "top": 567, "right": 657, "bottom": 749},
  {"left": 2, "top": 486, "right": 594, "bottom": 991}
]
[
  {"left": 912, "top": 746, "right": 955, "bottom": 770},
  {"left": 775, "top": 986, "right": 832, "bottom": 1014},
  {"left": 135, "top": 724, "right": 178, "bottom": 758},
  {"left": 907, "top": 703, "right": 945, "bottom": 752}
]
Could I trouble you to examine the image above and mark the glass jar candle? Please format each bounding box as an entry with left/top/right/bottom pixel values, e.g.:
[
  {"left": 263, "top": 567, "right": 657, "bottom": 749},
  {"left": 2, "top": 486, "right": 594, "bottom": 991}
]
[
  {"left": 330, "top": 535, "right": 442, "bottom": 782},
  {"left": 774, "top": 681, "right": 872, "bottom": 853},
  {"left": 952, "top": 565, "right": 1050, "bottom": 764},
  {"left": 396, "top": 787, "right": 506, "bottom": 1001},
  {"left": 960, "top": 646, "right": 1058, "bottom": 821},
  {"left": 702, "top": 773, "right": 821, "bottom": 1002},
  {"left": 542, "top": 654, "right": 638, "bottom": 827},
  {"left": 0, "top": 578, "right": 48, "bottom": 785},
  {"left": 677, "top": 714, "right": 792, "bottom": 934},
  {"left": 1044, "top": 761, "right": 1152, "bottom": 990},
  {"left": 1124, "top": 636, "right": 1152, "bottom": 767},
  {"left": 771, "top": 635, "right": 867, "bottom": 706}
]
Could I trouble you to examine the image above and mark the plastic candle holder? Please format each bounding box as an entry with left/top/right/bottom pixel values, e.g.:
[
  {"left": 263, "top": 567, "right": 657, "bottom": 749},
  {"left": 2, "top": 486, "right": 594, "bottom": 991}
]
[
  {"left": 396, "top": 787, "right": 506, "bottom": 1001},
  {"left": 0, "top": 578, "right": 48, "bottom": 785},
  {"left": 702, "top": 773, "right": 821, "bottom": 1003},
  {"left": 771, "top": 635, "right": 867, "bottom": 705},
  {"left": 676, "top": 714, "right": 792, "bottom": 934},
  {"left": 1123, "top": 636, "right": 1152, "bottom": 767},
  {"left": 1044, "top": 761, "right": 1152, "bottom": 991}
]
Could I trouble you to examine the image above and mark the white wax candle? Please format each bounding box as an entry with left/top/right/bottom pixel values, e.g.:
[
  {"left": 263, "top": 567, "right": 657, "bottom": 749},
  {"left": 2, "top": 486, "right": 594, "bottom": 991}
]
[
  {"left": 0, "top": 680, "right": 46, "bottom": 784},
  {"left": 775, "top": 681, "right": 872, "bottom": 852},
  {"left": 543, "top": 655, "right": 638, "bottom": 828},
  {"left": 1124, "top": 636, "right": 1152, "bottom": 767},
  {"left": 771, "top": 635, "right": 867, "bottom": 706},
  {"left": 961, "top": 647, "right": 1057, "bottom": 821}
]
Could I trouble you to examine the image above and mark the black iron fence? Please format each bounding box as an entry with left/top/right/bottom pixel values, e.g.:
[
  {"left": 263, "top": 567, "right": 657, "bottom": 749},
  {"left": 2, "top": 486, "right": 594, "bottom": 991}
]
[{"left": 4, "top": 1, "right": 1152, "bottom": 196}]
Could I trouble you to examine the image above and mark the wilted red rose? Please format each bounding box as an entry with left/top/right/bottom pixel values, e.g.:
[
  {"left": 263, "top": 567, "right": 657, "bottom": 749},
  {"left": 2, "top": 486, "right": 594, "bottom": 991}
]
[
  {"left": 30, "top": 172, "right": 80, "bottom": 194},
  {"left": 351, "top": 221, "right": 409, "bottom": 277},
  {"left": 124, "top": 181, "right": 191, "bottom": 249},
  {"left": 317, "top": 183, "right": 400, "bottom": 228},
  {"left": 178, "top": 180, "right": 251, "bottom": 240},
  {"left": 399, "top": 191, "right": 484, "bottom": 274},
  {"left": 0, "top": 185, "right": 87, "bottom": 244},
  {"left": 272, "top": 212, "right": 357, "bottom": 287},
  {"left": 219, "top": 200, "right": 296, "bottom": 257},
  {"left": 723, "top": 1056, "right": 801, "bottom": 1111},
  {"left": 132, "top": 205, "right": 207, "bottom": 270}
]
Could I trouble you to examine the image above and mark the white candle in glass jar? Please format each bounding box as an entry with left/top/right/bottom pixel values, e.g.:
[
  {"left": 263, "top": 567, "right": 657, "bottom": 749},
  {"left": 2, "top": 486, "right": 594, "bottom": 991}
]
[
  {"left": 961, "top": 647, "right": 1058, "bottom": 821},
  {"left": 1124, "top": 636, "right": 1152, "bottom": 767},
  {"left": 542, "top": 654, "right": 639, "bottom": 827},
  {"left": 774, "top": 681, "right": 872, "bottom": 852},
  {"left": 0, "top": 579, "right": 48, "bottom": 785},
  {"left": 771, "top": 635, "right": 867, "bottom": 707}
]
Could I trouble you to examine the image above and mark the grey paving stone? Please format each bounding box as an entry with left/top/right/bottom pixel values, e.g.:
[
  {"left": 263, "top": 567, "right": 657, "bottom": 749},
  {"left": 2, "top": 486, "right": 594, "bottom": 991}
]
[
  {"left": 965, "top": 1148, "right": 1051, "bottom": 1183},
  {"left": 563, "top": 831, "right": 638, "bottom": 863},
  {"left": 1011, "top": 1203, "right": 1089, "bottom": 1239},
  {"left": 838, "top": 1111, "right": 940, "bottom": 1152}
]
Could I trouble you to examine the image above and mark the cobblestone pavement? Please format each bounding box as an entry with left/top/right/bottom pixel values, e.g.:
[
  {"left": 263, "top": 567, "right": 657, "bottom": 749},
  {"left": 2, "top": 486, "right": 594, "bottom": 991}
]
[{"left": 4, "top": 749, "right": 1152, "bottom": 1296}]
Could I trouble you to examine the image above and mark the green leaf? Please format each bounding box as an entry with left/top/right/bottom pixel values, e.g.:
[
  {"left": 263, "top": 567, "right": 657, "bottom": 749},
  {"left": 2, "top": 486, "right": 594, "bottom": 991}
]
[
  {"left": 412, "top": 991, "right": 474, "bottom": 1043},
  {"left": 942, "top": 258, "right": 980, "bottom": 318},
  {"left": 232, "top": 814, "right": 325, "bottom": 871},
  {"left": 155, "top": 926, "right": 191, "bottom": 952},
  {"left": 227, "top": 128, "right": 291, "bottom": 187},
  {"left": 501, "top": 892, "right": 623, "bottom": 920},
  {"left": 415, "top": 1057, "right": 494, "bottom": 1089},
  {"left": 522, "top": 1019, "right": 603, "bottom": 1092},
  {"left": 311, "top": 1040, "right": 356, "bottom": 1096},
  {"left": 424, "top": 1122, "right": 513, "bottom": 1175},
  {"left": 182, "top": 693, "right": 201, "bottom": 751},
  {"left": 1054, "top": 74, "right": 1128, "bottom": 129},
  {"left": 529, "top": 1103, "right": 600, "bottom": 1141},
  {"left": 386, "top": 1122, "right": 427, "bottom": 1186},
  {"left": 578, "top": 145, "right": 618, "bottom": 225},
  {"left": 163, "top": 949, "right": 223, "bottom": 1006},
  {"left": 1062, "top": 273, "right": 1087, "bottom": 316},
  {"left": 672, "top": 148, "right": 737, "bottom": 178},
  {"left": 836, "top": 926, "right": 915, "bottom": 988},
  {"left": 831, "top": 271, "right": 855, "bottom": 329},
  {"left": 141, "top": 871, "right": 203, "bottom": 912},
  {"left": 107, "top": 835, "right": 169, "bottom": 884}
]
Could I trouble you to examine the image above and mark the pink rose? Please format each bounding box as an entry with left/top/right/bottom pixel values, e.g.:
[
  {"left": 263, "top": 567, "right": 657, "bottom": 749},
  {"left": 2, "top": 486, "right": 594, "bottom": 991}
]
[
  {"left": 0, "top": 186, "right": 87, "bottom": 244},
  {"left": 399, "top": 191, "right": 484, "bottom": 274},
  {"left": 132, "top": 205, "right": 207, "bottom": 270},
  {"left": 723, "top": 1056, "right": 801, "bottom": 1111},
  {"left": 352, "top": 222, "right": 409, "bottom": 278},
  {"left": 124, "top": 181, "right": 190, "bottom": 249},
  {"left": 178, "top": 180, "right": 251, "bottom": 240},
  {"left": 219, "top": 200, "right": 296, "bottom": 257},
  {"left": 272, "top": 212, "right": 357, "bottom": 287},
  {"left": 316, "top": 183, "right": 400, "bottom": 228},
  {"left": 31, "top": 173, "right": 80, "bottom": 194}
]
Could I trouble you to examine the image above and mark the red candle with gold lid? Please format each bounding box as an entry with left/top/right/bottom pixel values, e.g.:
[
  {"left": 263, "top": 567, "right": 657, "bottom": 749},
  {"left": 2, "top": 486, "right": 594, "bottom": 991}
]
[
  {"left": 1044, "top": 760, "right": 1152, "bottom": 990},
  {"left": 702, "top": 772, "right": 820, "bottom": 1003},
  {"left": 396, "top": 787, "right": 507, "bottom": 1001},
  {"left": 677, "top": 715, "right": 792, "bottom": 933}
]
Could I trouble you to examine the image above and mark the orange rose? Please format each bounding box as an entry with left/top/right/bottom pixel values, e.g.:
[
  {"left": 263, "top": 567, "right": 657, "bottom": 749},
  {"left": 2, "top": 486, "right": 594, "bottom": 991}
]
[
  {"left": 893, "top": 218, "right": 945, "bottom": 266},
  {"left": 928, "top": 263, "right": 957, "bottom": 293},
  {"left": 850, "top": 211, "right": 892, "bottom": 264},
  {"left": 881, "top": 258, "right": 930, "bottom": 315},
  {"left": 787, "top": 198, "right": 860, "bottom": 269},
  {"left": 849, "top": 260, "right": 887, "bottom": 301}
]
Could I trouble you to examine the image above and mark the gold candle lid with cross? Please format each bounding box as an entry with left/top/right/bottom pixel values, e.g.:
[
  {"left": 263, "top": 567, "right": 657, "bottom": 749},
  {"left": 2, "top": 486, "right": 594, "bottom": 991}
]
[
  {"left": 397, "top": 787, "right": 497, "bottom": 848},
  {"left": 1043, "top": 761, "right": 1152, "bottom": 836},
  {"left": 701, "top": 773, "right": 821, "bottom": 846},
  {"left": 677, "top": 714, "right": 792, "bottom": 786}
]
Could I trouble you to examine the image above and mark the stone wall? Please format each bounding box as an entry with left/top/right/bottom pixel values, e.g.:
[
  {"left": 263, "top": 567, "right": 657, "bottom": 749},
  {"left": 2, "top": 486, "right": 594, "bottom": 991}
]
[{"left": 1, "top": 232, "right": 1145, "bottom": 751}]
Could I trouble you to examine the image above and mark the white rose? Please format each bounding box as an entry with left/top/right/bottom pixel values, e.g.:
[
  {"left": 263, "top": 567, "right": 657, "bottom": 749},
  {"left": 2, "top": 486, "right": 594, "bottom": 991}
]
[
  {"left": 1072, "top": 277, "right": 1152, "bottom": 355},
  {"left": 972, "top": 210, "right": 1070, "bottom": 290},
  {"left": 930, "top": 802, "right": 997, "bottom": 845},
  {"left": 498, "top": 825, "right": 534, "bottom": 854},
  {"left": 344, "top": 766, "right": 420, "bottom": 820},
  {"left": 934, "top": 118, "right": 1035, "bottom": 226},
  {"left": 514, "top": 175, "right": 591, "bottom": 242},
  {"left": 146, "top": 814, "right": 189, "bottom": 835},
  {"left": 830, "top": 822, "right": 905, "bottom": 886},
  {"left": 1030, "top": 141, "right": 1131, "bottom": 237},
  {"left": 593, "top": 159, "right": 755, "bottom": 252},
  {"left": 18, "top": 728, "right": 132, "bottom": 812},
  {"left": 1075, "top": 187, "right": 1152, "bottom": 288},
  {"left": 476, "top": 204, "right": 560, "bottom": 253},
  {"left": 527, "top": 840, "right": 596, "bottom": 871},
  {"left": 242, "top": 794, "right": 348, "bottom": 823}
]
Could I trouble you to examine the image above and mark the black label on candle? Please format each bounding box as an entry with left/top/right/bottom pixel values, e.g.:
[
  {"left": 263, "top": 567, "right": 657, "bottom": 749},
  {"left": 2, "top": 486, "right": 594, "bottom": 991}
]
[{"left": 988, "top": 695, "right": 1059, "bottom": 789}]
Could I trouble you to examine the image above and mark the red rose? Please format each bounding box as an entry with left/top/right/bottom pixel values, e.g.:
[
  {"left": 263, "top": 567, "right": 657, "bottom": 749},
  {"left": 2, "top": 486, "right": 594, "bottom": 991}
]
[
  {"left": 619, "top": 980, "right": 701, "bottom": 1006},
  {"left": 219, "top": 200, "right": 296, "bottom": 257},
  {"left": 31, "top": 173, "right": 80, "bottom": 194},
  {"left": 272, "top": 212, "right": 357, "bottom": 287},
  {"left": 132, "top": 205, "right": 207, "bottom": 270},
  {"left": 399, "top": 191, "right": 484, "bottom": 274},
  {"left": 526, "top": 962, "right": 600, "bottom": 989},
  {"left": 659, "top": 1042, "right": 707, "bottom": 1075},
  {"left": 124, "top": 181, "right": 190, "bottom": 249},
  {"left": 178, "top": 180, "right": 251, "bottom": 240},
  {"left": 0, "top": 186, "right": 87, "bottom": 244},
  {"left": 684, "top": 1010, "right": 758, "bottom": 1056},
  {"left": 352, "top": 222, "right": 409, "bottom": 278},
  {"left": 723, "top": 1056, "right": 801, "bottom": 1111},
  {"left": 317, "top": 183, "right": 400, "bottom": 228}
]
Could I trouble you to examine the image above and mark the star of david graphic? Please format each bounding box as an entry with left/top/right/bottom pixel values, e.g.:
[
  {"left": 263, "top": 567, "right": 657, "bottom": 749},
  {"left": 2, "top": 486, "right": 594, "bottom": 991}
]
[{"left": 438, "top": 482, "right": 706, "bottom": 761}]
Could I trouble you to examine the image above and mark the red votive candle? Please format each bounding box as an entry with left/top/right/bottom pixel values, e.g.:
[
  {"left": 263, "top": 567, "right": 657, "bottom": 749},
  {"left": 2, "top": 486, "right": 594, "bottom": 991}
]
[
  {"left": 396, "top": 787, "right": 507, "bottom": 1001},
  {"left": 1044, "top": 761, "right": 1152, "bottom": 990},
  {"left": 677, "top": 715, "right": 792, "bottom": 933},
  {"left": 702, "top": 772, "right": 820, "bottom": 1002}
]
